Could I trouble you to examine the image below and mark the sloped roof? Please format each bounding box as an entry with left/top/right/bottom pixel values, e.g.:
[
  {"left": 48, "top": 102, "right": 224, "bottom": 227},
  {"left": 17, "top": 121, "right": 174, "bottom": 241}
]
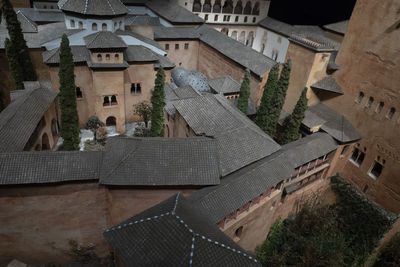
[
  {"left": 116, "top": 29, "right": 164, "bottom": 50},
  {"left": 310, "top": 76, "right": 343, "bottom": 95},
  {"left": 323, "top": 20, "right": 349, "bottom": 35},
  {"left": 227, "top": 98, "right": 257, "bottom": 116},
  {"left": 0, "top": 82, "right": 57, "bottom": 152},
  {"left": 43, "top": 45, "right": 90, "bottom": 64},
  {"left": 58, "top": 0, "right": 128, "bottom": 16},
  {"left": 173, "top": 94, "right": 280, "bottom": 176},
  {"left": 124, "top": 45, "right": 159, "bottom": 62},
  {"left": 0, "top": 151, "right": 102, "bottom": 185},
  {"left": 84, "top": 31, "right": 127, "bottom": 49},
  {"left": 188, "top": 133, "right": 338, "bottom": 223},
  {"left": 259, "top": 17, "right": 295, "bottom": 37},
  {"left": 14, "top": 8, "right": 64, "bottom": 23},
  {"left": 305, "top": 103, "right": 361, "bottom": 143},
  {"left": 197, "top": 25, "right": 277, "bottom": 78},
  {"left": 125, "top": 15, "right": 161, "bottom": 26},
  {"left": 154, "top": 54, "right": 175, "bottom": 69},
  {"left": 208, "top": 76, "right": 240, "bottom": 94},
  {"left": 16, "top": 10, "right": 38, "bottom": 33},
  {"left": 104, "top": 193, "right": 260, "bottom": 266},
  {"left": 100, "top": 137, "right": 221, "bottom": 186},
  {"left": 154, "top": 26, "right": 200, "bottom": 40}
]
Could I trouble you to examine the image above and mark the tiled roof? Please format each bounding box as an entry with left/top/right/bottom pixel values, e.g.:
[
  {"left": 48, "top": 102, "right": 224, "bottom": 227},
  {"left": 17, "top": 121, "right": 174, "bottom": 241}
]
[
  {"left": 87, "top": 61, "right": 130, "bottom": 69},
  {"left": 188, "top": 133, "right": 338, "bottom": 223},
  {"left": 0, "top": 82, "right": 57, "bottom": 152},
  {"left": 116, "top": 29, "right": 164, "bottom": 50},
  {"left": 43, "top": 45, "right": 90, "bottom": 64},
  {"left": 100, "top": 137, "right": 221, "bottom": 186},
  {"left": 305, "top": 103, "right": 361, "bottom": 143},
  {"left": 58, "top": 0, "right": 128, "bottom": 16},
  {"left": 145, "top": 0, "right": 204, "bottom": 25},
  {"left": 14, "top": 8, "right": 64, "bottom": 23},
  {"left": 125, "top": 15, "right": 161, "bottom": 26},
  {"left": 310, "top": 76, "right": 343, "bottom": 95},
  {"left": 84, "top": 31, "right": 127, "bottom": 49},
  {"left": 104, "top": 193, "right": 261, "bottom": 266},
  {"left": 197, "top": 25, "right": 277, "bottom": 77},
  {"left": 124, "top": 45, "right": 159, "bottom": 62},
  {"left": 259, "top": 17, "right": 295, "bottom": 37},
  {"left": 16, "top": 10, "right": 38, "bottom": 33},
  {"left": 227, "top": 98, "right": 257, "bottom": 116},
  {"left": 323, "top": 20, "right": 349, "bottom": 35},
  {"left": 0, "top": 151, "right": 102, "bottom": 185},
  {"left": 173, "top": 94, "right": 280, "bottom": 176},
  {"left": 208, "top": 76, "right": 240, "bottom": 94},
  {"left": 154, "top": 54, "right": 176, "bottom": 69},
  {"left": 154, "top": 26, "right": 201, "bottom": 40}
]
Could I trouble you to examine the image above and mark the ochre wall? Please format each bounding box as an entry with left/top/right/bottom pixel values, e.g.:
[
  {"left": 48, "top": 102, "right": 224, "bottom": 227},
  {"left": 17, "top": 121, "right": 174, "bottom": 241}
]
[
  {"left": 10, "top": 0, "right": 30, "bottom": 7},
  {"left": 323, "top": 0, "right": 400, "bottom": 214},
  {"left": 158, "top": 40, "right": 200, "bottom": 71}
]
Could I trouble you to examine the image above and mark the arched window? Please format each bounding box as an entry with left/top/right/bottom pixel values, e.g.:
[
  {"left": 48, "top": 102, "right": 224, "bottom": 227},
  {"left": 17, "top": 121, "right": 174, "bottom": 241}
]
[
  {"left": 221, "top": 27, "right": 229, "bottom": 35},
  {"left": 115, "top": 54, "right": 119, "bottom": 61},
  {"left": 119, "top": 21, "right": 122, "bottom": 28},
  {"left": 42, "top": 133, "right": 50, "bottom": 151},
  {"left": 375, "top": 101, "right": 384, "bottom": 113},
  {"left": 114, "top": 22, "right": 118, "bottom": 29},
  {"left": 51, "top": 119, "right": 59, "bottom": 137},
  {"left": 97, "top": 54, "right": 102, "bottom": 61},
  {"left": 106, "top": 116, "right": 116, "bottom": 126},
  {"left": 244, "top": 16, "right": 248, "bottom": 23},
  {"left": 103, "top": 96, "right": 110, "bottom": 106},
  {"left": 238, "top": 31, "right": 246, "bottom": 43},
  {"left": 43, "top": 5, "right": 47, "bottom": 9},
  {"left": 203, "top": 0, "right": 211, "bottom": 12},
  {"left": 231, "top": 31, "right": 238, "bottom": 40},
  {"left": 356, "top": 91, "right": 364, "bottom": 103},
  {"left": 243, "top": 1, "right": 252, "bottom": 14},
  {"left": 192, "top": 0, "right": 201, "bottom": 12},
  {"left": 234, "top": 1, "right": 243, "bottom": 14},
  {"left": 247, "top": 31, "right": 254, "bottom": 47},
  {"left": 92, "top": 23, "right": 98, "bottom": 31},
  {"left": 235, "top": 226, "right": 243, "bottom": 237},
  {"left": 387, "top": 107, "right": 396, "bottom": 119},
  {"left": 102, "top": 23, "right": 107, "bottom": 31},
  {"left": 252, "top": 2, "right": 260, "bottom": 15},
  {"left": 70, "top": 20, "right": 75, "bottom": 28},
  {"left": 76, "top": 87, "right": 83, "bottom": 98},
  {"left": 106, "top": 54, "right": 110, "bottom": 61},
  {"left": 213, "top": 0, "right": 221, "bottom": 13},
  {"left": 366, "top": 97, "right": 374, "bottom": 108},
  {"left": 214, "top": 14, "right": 219, "bottom": 21},
  {"left": 78, "top": 21, "right": 83, "bottom": 29},
  {"left": 111, "top": 95, "right": 117, "bottom": 105},
  {"left": 222, "top": 0, "right": 233, "bottom": 13}
]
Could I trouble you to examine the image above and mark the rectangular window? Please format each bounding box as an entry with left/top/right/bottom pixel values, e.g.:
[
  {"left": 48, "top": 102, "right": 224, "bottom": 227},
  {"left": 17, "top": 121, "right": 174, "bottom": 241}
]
[
  {"left": 272, "top": 49, "right": 279, "bottom": 61},
  {"left": 184, "top": 43, "right": 189, "bottom": 50},
  {"left": 252, "top": 17, "right": 256, "bottom": 23},
  {"left": 165, "top": 44, "right": 169, "bottom": 50},
  {"left": 205, "top": 14, "right": 208, "bottom": 21},
  {"left": 214, "top": 15, "right": 218, "bottom": 21},
  {"left": 350, "top": 148, "right": 365, "bottom": 166},
  {"left": 235, "top": 16, "right": 239, "bottom": 22},
  {"left": 131, "top": 83, "right": 141, "bottom": 94},
  {"left": 175, "top": 44, "right": 179, "bottom": 50},
  {"left": 369, "top": 161, "right": 383, "bottom": 179}
]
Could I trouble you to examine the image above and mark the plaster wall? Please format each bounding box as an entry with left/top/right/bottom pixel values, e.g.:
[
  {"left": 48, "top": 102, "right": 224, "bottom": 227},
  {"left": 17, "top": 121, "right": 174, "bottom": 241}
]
[
  {"left": 322, "top": 0, "right": 400, "bottom": 213},
  {"left": 158, "top": 40, "right": 200, "bottom": 71},
  {"left": 213, "top": 25, "right": 257, "bottom": 46},
  {"left": 252, "top": 28, "right": 289, "bottom": 63}
]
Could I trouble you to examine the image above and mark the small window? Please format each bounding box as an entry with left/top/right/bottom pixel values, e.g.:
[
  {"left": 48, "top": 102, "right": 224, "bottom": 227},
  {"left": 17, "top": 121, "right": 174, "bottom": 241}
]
[
  {"left": 235, "top": 226, "right": 243, "bottom": 238},
  {"left": 102, "top": 23, "right": 107, "bottom": 31},
  {"left": 103, "top": 96, "right": 110, "bottom": 106},
  {"left": 111, "top": 95, "right": 117, "bottom": 105},
  {"left": 184, "top": 43, "right": 189, "bottom": 50},
  {"left": 350, "top": 148, "right": 365, "bottom": 166},
  {"left": 76, "top": 87, "right": 83, "bottom": 99},
  {"left": 105, "top": 54, "right": 110, "bottom": 61},
  {"left": 387, "top": 107, "right": 396, "bottom": 119},
  {"left": 131, "top": 83, "right": 141, "bottom": 94},
  {"left": 97, "top": 54, "right": 102, "bottom": 61},
  {"left": 78, "top": 21, "right": 83, "bottom": 29},
  {"left": 114, "top": 22, "right": 118, "bottom": 29},
  {"left": 376, "top": 101, "right": 384, "bottom": 113},
  {"left": 70, "top": 20, "right": 75, "bottom": 28},
  {"left": 205, "top": 14, "right": 208, "bottom": 21},
  {"left": 115, "top": 54, "right": 119, "bottom": 60},
  {"left": 235, "top": 16, "right": 239, "bottom": 22},
  {"left": 272, "top": 49, "right": 279, "bottom": 61},
  {"left": 244, "top": 16, "right": 248, "bottom": 23},
  {"left": 214, "top": 15, "right": 218, "bottom": 21},
  {"left": 363, "top": 184, "right": 369, "bottom": 193},
  {"left": 369, "top": 161, "right": 383, "bottom": 179},
  {"left": 356, "top": 92, "right": 364, "bottom": 103},
  {"left": 165, "top": 44, "right": 169, "bottom": 50},
  {"left": 277, "top": 37, "right": 282, "bottom": 43},
  {"left": 175, "top": 44, "right": 179, "bottom": 50},
  {"left": 365, "top": 97, "right": 374, "bottom": 108},
  {"left": 252, "top": 17, "right": 256, "bottom": 23},
  {"left": 341, "top": 145, "right": 349, "bottom": 155},
  {"left": 92, "top": 23, "right": 98, "bottom": 31}
]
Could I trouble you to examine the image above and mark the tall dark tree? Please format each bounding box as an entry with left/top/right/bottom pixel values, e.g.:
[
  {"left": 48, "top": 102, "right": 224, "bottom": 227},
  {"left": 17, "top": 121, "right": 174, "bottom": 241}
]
[
  {"left": 237, "top": 69, "right": 250, "bottom": 114},
  {"left": 265, "top": 59, "right": 291, "bottom": 137},
  {"left": 255, "top": 64, "right": 279, "bottom": 131},
  {"left": 5, "top": 38, "right": 24, "bottom": 90},
  {"left": 149, "top": 68, "right": 166, "bottom": 137},
  {"left": 1, "top": 0, "right": 36, "bottom": 87},
  {"left": 59, "top": 34, "right": 80, "bottom": 150},
  {"left": 279, "top": 87, "right": 308, "bottom": 144}
]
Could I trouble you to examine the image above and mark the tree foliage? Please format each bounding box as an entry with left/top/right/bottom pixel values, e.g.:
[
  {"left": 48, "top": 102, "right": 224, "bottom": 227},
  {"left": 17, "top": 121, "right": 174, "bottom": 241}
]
[
  {"left": 85, "top": 116, "right": 104, "bottom": 141},
  {"left": 265, "top": 59, "right": 291, "bottom": 137},
  {"left": 1, "top": 0, "right": 36, "bottom": 89},
  {"left": 279, "top": 87, "right": 308, "bottom": 145},
  {"left": 373, "top": 232, "right": 400, "bottom": 267},
  {"left": 255, "top": 64, "right": 279, "bottom": 131},
  {"left": 59, "top": 34, "right": 80, "bottom": 150},
  {"left": 0, "top": 89, "right": 4, "bottom": 113},
  {"left": 237, "top": 69, "right": 251, "bottom": 114},
  {"left": 133, "top": 101, "right": 152, "bottom": 128},
  {"left": 149, "top": 68, "right": 166, "bottom": 137}
]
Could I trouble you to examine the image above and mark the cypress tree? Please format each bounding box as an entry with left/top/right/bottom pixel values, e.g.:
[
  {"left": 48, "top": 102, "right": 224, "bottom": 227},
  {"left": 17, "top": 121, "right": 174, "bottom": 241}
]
[
  {"left": 255, "top": 64, "right": 279, "bottom": 131},
  {"left": 5, "top": 38, "right": 24, "bottom": 90},
  {"left": 237, "top": 69, "right": 251, "bottom": 114},
  {"left": 1, "top": 0, "right": 37, "bottom": 85},
  {"left": 279, "top": 87, "right": 308, "bottom": 145},
  {"left": 149, "top": 68, "right": 166, "bottom": 137},
  {"left": 59, "top": 34, "right": 80, "bottom": 150},
  {"left": 265, "top": 59, "right": 291, "bottom": 137}
]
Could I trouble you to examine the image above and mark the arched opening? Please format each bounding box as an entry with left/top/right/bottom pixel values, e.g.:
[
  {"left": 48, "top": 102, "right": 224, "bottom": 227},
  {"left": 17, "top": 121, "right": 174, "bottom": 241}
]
[
  {"left": 70, "top": 20, "right": 75, "bottom": 28},
  {"left": 213, "top": 0, "right": 221, "bottom": 13},
  {"left": 51, "top": 119, "right": 59, "bottom": 138},
  {"left": 78, "top": 21, "right": 83, "bottom": 29},
  {"left": 192, "top": 0, "right": 201, "bottom": 12},
  {"left": 244, "top": 16, "right": 248, "bottom": 23},
  {"left": 387, "top": 107, "right": 396, "bottom": 119},
  {"left": 235, "top": 226, "right": 243, "bottom": 238},
  {"left": 252, "top": 2, "right": 260, "bottom": 15},
  {"left": 221, "top": 27, "right": 229, "bottom": 35},
  {"left": 97, "top": 54, "right": 102, "bottom": 61},
  {"left": 103, "top": 96, "right": 110, "bottom": 106},
  {"left": 230, "top": 31, "right": 238, "bottom": 40},
  {"left": 203, "top": 0, "right": 211, "bottom": 12},
  {"left": 41, "top": 133, "right": 50, "bottom": 151},
  {"left": 106, "top": 116, "right": 116, "bottom": 126},
  {"left": 92, "top": 23, "right": 98, "bottom": 31},
  {"left": 106, "top": 54, "right": 110, "bottom": 61},
  {"left": 365, "top": 97, "right": 374, "bottom": 108},
  {"left": 234, "top": 0, "right": 243, "bottom": 14},
  {"left": 114, "top": 22, "right": 118, "bottom": 29},
  {"left": 375, "top": 101, "right": 384, "bottom": 113},
  {"left": 111, "top": 95, "right": 117, "bottom": 105},
  {"left": 102, "top": 23, "right": 107, "bottom": 31},
  {"left": 115, "top": 54, "right": 119, "bottom": 61},
  {"left": 222, "top": 0, "right": 233, "bottom": 13},
  {"left": 246, "top": 31, "right": 254, "bottom": 46},
  {"left": 356, "top": 91, "right": 364, "bottom": 103},
  {"left": 238, "top": 31, "right": 246, "bottom": 43},
  {"left": 76, "top": 87, "right": 83, "bottom": 98},
  {"left": 243, "top": 1, "right": 252, "bottom": 14}
]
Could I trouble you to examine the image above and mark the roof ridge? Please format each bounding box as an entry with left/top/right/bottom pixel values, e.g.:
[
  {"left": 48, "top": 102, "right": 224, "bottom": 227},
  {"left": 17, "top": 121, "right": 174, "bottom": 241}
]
[
  {"left": 84, "top": 0, "right": 89, "bottom": 14},
  {"left": 106, "top": 0, "right": 116, "bottom": 15},
  {"left": 16, "top": 10, "right": 37, "bottom": 31}
]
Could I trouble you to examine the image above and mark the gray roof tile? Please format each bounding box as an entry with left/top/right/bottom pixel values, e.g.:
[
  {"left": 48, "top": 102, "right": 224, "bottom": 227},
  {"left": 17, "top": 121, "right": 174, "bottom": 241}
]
[
  {"left": 0, "top": 82, "right": 57, "bottom": 152},
  {"left": 104, "top": 193, "right": 261, "bottom": 266},
  {"left": 154, "top": 26, "right": 201, "bottom": 40},
  {"left": 43, "top": 45, "right": 90, "bottom": 64},
  {"left": 115, "top": 29, "right": 163, "bottom": 50},
  {"left": 84, "top": 31, "right": 127, "bottom": 49},
  {"left": 0, "top": 151, "right": 102, "bottom": 185},
  {"left": 14, "top": 8, "right": 64, "bottom": 23},
  {"left": 145, "top": 0, "right": 204, "bottom": 24},
  {"left": 259, "top": 17, "right": 295, "bottom": 37},
  {"left": 58, "top": 0, "right": 128, "bottom": 16},
  {"left": 124, "top": 45, "right": 159, "bottom": 62},
  {"left": 323, "top": 20, "right": 349, "bottom": 35},
  {"left": 16, "top": 10, "right": 38, "bottom": 33},
  {"left": 125, "top": 15, "right": 161, "bottom": 26},
  {"left": 310, "top": 76, "right": 343, "bottom": 95},
  {"left": 100, "top": 137, "right": 221, "bottom": 186},
  {"left": 208, "top": 76, "right": 240, "bottom": 94}
]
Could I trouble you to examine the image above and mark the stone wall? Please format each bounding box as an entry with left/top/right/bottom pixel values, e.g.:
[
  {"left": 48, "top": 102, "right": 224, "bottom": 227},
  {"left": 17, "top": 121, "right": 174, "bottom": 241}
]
[{"left": 159, "top": 40, "right": 200, "bottom": 71}]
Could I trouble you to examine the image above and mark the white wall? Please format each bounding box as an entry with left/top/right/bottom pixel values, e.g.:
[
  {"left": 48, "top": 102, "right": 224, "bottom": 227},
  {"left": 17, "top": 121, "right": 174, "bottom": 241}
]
[{"left": 252, "top": 27, "right": 289, "bottom": 63}]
